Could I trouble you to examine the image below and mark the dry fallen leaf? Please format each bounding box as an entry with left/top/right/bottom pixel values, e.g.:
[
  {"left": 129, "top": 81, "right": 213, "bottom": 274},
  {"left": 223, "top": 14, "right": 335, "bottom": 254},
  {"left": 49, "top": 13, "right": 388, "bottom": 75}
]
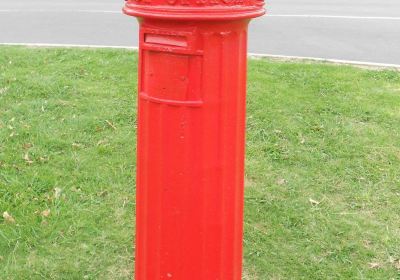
[
  {"left": 394, "top": 260, "right": 400, "bottom": 270},
  {"left": 0, "top": 87, "right": 8, "bottom": 95},
  {"left": 23, "top": 152, "right": 33, "bottom": 165},
  {"left": 39, "top": 156, "right": 49, "bottom": 163},
  {"left": 389, "top": 257, "right": 400, "bottom": 270},
  {"left": 71, "top": 187, "right": 82, "bottom": 193},
  {"left": 41, "top": 209, "right": 51, "bottom": 217},
  {"left": 105, "top": 120, "right": 117, "bottom": 130},
  {"left": 97, "top": 139, "right": 109, "bottom": 146},
  {"left": 277, "top": 178, "right": 287, "bottom": 185},
  {"left": 54, "top": 188, "right": 62, "bottom": 199},
  {"left": 2, "top": 211, "right": 15, "bottom": 223},
  {"left": 23, "top": 143, "right": 33, "bottom": 149},
  {"left": 368, "top": 262, "right": 382, "bottom": 269},
  {"left": 72, "top": 143, "right": 82, "bottom": 148},
  {"left": 309, "top": 198, "right": 320, "bottom": 206},
  {"left": 97, "top": 190, "right": 108, "bottom": 197},
  {"left": 362, "top": 240, "right": 372, "bottom": 248}
]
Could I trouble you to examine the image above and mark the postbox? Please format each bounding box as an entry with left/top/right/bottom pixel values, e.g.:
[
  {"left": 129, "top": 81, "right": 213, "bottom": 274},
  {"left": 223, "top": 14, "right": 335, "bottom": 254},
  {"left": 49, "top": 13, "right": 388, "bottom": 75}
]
[{"left": 123, "top": 0, "right": 265, "bottom": 279}]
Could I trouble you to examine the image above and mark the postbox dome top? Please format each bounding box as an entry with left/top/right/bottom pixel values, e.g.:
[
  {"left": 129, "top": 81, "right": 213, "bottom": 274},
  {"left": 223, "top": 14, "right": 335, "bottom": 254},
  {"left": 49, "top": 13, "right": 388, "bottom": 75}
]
[{"left": 123, "top": 0, "right": 265, "bottom": 20}]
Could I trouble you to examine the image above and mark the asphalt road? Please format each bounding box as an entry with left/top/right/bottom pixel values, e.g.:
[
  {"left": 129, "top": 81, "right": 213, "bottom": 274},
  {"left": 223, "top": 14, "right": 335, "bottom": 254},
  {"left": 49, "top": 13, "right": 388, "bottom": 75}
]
[{"left": 1, "top": 0, "right": 400, "bottom": 65}]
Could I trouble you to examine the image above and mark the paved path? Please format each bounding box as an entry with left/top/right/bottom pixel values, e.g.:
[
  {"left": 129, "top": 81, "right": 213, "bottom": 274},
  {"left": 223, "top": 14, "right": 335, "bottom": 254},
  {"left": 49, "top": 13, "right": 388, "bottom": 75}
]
[{"left": 1, "top": 0, "right": 399, "bottom": 65}]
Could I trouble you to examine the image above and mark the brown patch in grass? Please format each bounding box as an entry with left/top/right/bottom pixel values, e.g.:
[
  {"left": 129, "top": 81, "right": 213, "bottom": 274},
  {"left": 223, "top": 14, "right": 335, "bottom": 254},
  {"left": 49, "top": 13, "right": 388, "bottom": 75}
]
[
  {"left": 243, "top": 266, "right": 259, "bottom": 280},
  {"left": 245, "top": 176, "right": 257, "bottom": 188}
]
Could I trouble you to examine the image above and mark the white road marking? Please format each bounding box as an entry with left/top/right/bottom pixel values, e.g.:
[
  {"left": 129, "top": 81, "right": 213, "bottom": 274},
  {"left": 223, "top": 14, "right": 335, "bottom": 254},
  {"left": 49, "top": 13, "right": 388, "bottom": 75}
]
[
  {"left": 0, "top": 42, "right": 138, "bottom": 50},
  {"left": 267, "top": 14, "right": 400, "bottom": 20},
  {"left": 0, "top": 9, "right": 121, "bottom": 14},
  {"left": 0, "top": 9, "right": 400, "bottom": 20},
  {"left": 248, "top": 53, "right": 400, "bottom": 69},
  {"left": 1, "top": 43, "right": 399, "bottom": 69}
]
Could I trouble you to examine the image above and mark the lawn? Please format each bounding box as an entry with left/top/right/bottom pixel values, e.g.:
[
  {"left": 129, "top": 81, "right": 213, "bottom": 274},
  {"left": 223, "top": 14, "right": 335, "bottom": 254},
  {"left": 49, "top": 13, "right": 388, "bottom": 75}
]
[{"left": 1, "top": 46, "right": 400, "bottom": 279}]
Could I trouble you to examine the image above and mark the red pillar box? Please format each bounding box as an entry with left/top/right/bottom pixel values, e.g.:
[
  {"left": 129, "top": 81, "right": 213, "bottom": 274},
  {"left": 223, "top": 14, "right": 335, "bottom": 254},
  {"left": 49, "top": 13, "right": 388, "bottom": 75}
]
[{"left": 123, "top": 1, "right": 264, "bottom": 279}]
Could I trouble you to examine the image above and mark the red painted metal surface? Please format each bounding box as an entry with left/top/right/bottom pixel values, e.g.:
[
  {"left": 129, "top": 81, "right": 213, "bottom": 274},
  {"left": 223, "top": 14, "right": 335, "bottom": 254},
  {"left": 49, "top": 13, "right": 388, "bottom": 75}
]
[
  {"left": 124, "top": 1, "right": 264, "bottom": 279},
  {"left": 124, "top": 0, "right": 264, "bottom": 20}
]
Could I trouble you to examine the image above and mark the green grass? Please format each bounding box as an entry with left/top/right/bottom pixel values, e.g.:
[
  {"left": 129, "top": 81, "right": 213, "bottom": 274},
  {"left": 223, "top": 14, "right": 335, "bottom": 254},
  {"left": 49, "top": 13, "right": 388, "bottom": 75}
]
[{"left": 1, "top": 46, "right": 399, "bottom": 279}]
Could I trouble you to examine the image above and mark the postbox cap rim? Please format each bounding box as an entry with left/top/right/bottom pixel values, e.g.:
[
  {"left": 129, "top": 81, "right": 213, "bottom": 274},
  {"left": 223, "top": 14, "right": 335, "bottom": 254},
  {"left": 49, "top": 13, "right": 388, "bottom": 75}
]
[{"left": 123, "top": 2, "right": 265, "bottom": 20}]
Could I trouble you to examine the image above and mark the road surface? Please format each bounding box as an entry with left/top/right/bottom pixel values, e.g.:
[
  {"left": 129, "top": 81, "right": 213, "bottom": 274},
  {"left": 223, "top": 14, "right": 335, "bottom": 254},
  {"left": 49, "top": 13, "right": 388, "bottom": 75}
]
[{"left": 1, "top": 0, "right": 399, "bottom": 65}]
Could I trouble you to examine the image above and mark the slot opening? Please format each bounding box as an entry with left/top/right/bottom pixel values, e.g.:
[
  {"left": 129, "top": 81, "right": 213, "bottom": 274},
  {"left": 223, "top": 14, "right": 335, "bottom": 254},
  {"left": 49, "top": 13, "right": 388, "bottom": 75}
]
[{"left": 144, "top": 33, "right": 188, "bottom": 48}]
